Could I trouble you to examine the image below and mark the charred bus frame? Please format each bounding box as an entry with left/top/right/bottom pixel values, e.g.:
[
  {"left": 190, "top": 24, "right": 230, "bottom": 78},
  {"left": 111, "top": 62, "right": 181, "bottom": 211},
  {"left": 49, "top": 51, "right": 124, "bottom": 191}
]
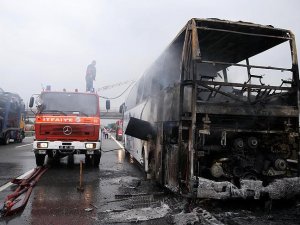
[{"left": 124, "top": 18, "right": 300, "bottom": 199}]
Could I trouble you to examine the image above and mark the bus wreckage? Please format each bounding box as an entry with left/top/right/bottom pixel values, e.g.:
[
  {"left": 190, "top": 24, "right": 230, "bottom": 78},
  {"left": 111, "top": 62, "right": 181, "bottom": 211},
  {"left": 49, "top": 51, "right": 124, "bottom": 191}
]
[{"left": 123, "top": 18, "right": 300, "bottom": 199}]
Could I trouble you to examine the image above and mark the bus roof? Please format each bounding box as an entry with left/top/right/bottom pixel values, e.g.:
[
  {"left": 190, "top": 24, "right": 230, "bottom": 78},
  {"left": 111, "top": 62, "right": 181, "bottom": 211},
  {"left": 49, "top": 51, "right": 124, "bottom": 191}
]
[
  {"left": 161, "top": 18, "right": 292, "bottom": 67},
  {"left": 194, "top": 18, "right": 291, "bottom": 65}
]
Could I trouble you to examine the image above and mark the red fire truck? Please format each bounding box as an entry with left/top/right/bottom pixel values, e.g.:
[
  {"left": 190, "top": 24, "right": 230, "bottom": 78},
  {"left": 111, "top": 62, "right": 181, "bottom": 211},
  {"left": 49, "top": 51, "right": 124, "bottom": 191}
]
[
  {"left": 115, "top": 119, "right": 123, "bottom": 141},
  {"left": 29, "top": 89, "right": 101, "bottom": 167}
]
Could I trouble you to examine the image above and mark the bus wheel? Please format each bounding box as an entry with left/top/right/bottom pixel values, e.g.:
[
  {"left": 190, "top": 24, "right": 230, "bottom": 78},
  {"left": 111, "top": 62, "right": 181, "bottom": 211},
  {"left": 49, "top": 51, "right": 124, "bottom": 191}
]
[
  {"left": 4, "top": 133, "right": 10, "bottom": 145},
  {"left": 35, "top": 154, "right": 45, "bottom": 167},
  {"left": 93, "top": 154, "right": 101, "bottom": 168}
]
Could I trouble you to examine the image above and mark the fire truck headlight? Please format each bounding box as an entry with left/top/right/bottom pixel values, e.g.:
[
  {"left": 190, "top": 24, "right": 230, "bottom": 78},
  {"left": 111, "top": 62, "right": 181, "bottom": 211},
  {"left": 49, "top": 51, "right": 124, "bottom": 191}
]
[
  {"left": 37, "top": 142, "right": 48, "bottom": 148},
  {"left": 85, "top": 143, "right": 96, "bottom": 149}
]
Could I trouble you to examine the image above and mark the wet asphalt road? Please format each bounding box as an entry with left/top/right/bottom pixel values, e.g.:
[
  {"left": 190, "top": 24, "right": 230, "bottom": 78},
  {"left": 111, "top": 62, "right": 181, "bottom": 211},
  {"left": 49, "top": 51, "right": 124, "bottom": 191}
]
[
  {"left": 0, "top": 137, "right": 35, "bottom": 187},
  {"left": 0, "top": 136, "right": 170, "bottom": 225},
  {"left": 0, "top": 136, "right": 300, "bottom": 225}
]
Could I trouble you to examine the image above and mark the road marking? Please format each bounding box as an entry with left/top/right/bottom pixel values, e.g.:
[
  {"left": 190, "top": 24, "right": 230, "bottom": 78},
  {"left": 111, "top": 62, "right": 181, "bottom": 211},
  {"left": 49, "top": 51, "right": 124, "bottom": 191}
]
[
  {"left": 15, "top": 143, "right": 33, "bottom": 148},
  {"left": 0, "top": 168, "right": 35, "bottom": 192},
  {"left": 110, "top": 135, "right": 124, "bottom": 149}
]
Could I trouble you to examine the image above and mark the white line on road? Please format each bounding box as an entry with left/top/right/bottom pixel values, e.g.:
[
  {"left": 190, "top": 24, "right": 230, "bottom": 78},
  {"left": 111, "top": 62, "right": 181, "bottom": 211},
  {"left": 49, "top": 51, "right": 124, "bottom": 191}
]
[
  {"left": 15, "top": 143, "right": 33, "bottom": 148},
  {"left": 110, "top": 135, "right": 124, "bottom": 149},
  {"left": 0, "top": 168, "right": 35, "bottom": 192}
]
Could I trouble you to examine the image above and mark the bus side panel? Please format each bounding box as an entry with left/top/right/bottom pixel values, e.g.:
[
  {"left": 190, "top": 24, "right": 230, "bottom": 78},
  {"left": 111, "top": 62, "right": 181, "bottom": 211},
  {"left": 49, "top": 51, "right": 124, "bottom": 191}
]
[
  {"left": 162, "top": 85, "right": 180, "bottom": 121},
  {"left": 163, "top": 122, "right": 180, "bottom": 192}
]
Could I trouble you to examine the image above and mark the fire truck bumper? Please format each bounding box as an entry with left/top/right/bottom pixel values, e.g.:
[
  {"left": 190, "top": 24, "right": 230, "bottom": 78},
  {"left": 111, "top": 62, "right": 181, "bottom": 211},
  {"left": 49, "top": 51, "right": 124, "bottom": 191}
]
[
  {"left": 196, "top": 177, "right": 300, "bottom": 200},
  {"left": 33, "top": 141, "right": 101, "bottom": 155}
]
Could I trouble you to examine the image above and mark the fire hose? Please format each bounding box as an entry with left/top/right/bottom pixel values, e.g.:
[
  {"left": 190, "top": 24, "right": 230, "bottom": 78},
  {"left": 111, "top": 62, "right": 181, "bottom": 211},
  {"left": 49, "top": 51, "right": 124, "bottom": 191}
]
[{"left": 0, "top": 166, "right": 48, "bottom": 217}]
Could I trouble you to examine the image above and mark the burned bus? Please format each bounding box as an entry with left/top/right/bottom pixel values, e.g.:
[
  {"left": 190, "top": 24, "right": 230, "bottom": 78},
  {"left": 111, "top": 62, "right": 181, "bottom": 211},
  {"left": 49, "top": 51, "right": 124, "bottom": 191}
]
[{"left": 123, "top": 18, "right": 300, "bottom": 199}]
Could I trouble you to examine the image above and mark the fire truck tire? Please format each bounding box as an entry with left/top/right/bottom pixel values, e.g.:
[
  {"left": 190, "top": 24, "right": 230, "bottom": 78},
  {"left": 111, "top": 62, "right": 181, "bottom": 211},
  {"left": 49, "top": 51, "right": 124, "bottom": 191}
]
[
  {"left": 85, "top": 155, "right": 92, "bottom": 166},
  {"left": 35, "top": 154, "right": 45, "bottom": 167},
  {"left": 93, "top": 154, "right": 101, "bottom": 167},
  {"left": 67, "top": 155, "right": 74, "bottom": 166}
]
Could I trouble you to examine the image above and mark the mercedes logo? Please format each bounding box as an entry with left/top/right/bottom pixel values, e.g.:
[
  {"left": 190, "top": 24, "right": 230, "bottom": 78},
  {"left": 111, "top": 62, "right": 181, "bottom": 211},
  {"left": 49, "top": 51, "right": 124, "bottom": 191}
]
[{"left": 63, "top": 126, "right": 72, "bottom": 135}]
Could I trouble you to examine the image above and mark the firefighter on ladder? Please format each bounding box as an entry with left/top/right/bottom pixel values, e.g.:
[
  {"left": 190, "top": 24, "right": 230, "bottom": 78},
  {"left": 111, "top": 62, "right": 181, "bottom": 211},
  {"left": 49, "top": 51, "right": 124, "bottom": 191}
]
[{"left": 86, "top": 60, "right": 96, "bottom": 92}]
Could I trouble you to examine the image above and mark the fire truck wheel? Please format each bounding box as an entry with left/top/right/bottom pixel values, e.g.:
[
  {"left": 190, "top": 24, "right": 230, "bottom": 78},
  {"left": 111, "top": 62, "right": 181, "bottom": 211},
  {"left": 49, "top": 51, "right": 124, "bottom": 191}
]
[
  {"left": 67, "top": 155, "right": 74, "bottom": 166},
  {"left": 35, "top": 154, "right": 45, "bottom": 167},
  {"left": 93, "top": 154, "right": 101, "bottom": 167},
  {"left": 85, "top": 155, "right": 92, "bottom": 166}
]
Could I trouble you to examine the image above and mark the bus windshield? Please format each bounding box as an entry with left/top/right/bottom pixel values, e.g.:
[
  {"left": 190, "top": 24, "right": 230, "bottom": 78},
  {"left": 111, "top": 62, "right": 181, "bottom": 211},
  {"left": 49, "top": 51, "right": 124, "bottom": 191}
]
[{"left": 39, "top": 92, "right": 98, "bottom": 116}]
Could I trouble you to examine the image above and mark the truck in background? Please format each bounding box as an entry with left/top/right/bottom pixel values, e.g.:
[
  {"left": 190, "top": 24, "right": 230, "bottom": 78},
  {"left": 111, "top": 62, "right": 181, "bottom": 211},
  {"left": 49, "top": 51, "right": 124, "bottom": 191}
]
[
  {"left": 29, "top": 88, "right": 101, "bottom": 167},
  {"left": 0, "top": 89, "right": 25, "bottom": 144},
  {"left": 115, "top": 119, "right": 123, "bottom": 141}
]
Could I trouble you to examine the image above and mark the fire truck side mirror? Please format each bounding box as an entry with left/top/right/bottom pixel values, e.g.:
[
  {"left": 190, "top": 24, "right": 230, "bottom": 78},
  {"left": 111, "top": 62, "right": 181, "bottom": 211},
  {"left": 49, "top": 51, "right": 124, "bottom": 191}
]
[
  {"left": 106, "top": 100, "right": 110, "bottom": 111},
  {"left": 29, "top": 97, "right": 34, "bottom": 108}
]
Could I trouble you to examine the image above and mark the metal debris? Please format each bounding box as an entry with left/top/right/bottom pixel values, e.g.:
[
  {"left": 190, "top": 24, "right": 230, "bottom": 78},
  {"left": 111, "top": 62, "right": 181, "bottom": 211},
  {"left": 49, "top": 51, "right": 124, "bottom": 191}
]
[
  {"left": 104, "top": 203, "right": 170, "bottom": 223},
  {"left": 173, "top": 207, "right": 224, "bottom": 225},
  {"left": 84, "top": 208, "right": 93, "bottom": 212},
  {"left": 173, "top": 210, "right": 199, "bottom": 225},
  {"left": 119, "top": 176, "right": 141, "bottom": 189},
  {"left": 197, "top": 177, "right": 300, "bottom": 199}
]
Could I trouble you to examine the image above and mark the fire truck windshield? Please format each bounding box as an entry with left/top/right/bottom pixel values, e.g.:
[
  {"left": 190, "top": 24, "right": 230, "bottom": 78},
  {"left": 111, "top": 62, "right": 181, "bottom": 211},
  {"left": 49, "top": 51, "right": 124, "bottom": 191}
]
[{"left": 39, "top": 92, "right": 98, "bottom": 116}]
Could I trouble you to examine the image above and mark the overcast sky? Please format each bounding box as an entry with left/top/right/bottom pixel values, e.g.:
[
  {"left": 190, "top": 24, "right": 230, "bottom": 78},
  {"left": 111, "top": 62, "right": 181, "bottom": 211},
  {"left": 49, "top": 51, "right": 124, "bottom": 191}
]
[{"left": 0, "top": 0, "right": 299, "bottom": 110}]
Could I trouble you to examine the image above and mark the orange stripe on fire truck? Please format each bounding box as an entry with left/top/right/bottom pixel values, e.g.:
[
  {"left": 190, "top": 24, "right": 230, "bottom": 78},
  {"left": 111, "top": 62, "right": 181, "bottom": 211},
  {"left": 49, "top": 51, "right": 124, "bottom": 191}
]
[{"left": 35, "top": 116, "right": 100, "bottom": 125}]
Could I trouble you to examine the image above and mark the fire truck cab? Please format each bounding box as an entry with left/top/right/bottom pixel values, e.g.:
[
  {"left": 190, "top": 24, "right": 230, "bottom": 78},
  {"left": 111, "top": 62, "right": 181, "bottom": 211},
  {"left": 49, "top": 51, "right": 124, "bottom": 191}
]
[{"left": 29, "top": 90, "right": 101, "bottom": 167}]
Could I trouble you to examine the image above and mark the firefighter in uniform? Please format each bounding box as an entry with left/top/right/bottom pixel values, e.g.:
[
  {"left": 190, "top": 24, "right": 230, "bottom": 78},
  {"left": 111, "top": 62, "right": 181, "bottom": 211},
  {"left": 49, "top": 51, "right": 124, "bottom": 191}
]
[{"left": 86, "top": 60, "right": 96, "bottom": 92}]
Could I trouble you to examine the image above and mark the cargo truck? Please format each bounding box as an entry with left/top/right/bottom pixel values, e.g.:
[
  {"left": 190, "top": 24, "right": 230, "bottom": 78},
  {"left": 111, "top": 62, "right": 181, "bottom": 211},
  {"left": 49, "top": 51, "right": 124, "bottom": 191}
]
[{"left": 0, "top": 90, "right": 25, "bottom": 144}]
